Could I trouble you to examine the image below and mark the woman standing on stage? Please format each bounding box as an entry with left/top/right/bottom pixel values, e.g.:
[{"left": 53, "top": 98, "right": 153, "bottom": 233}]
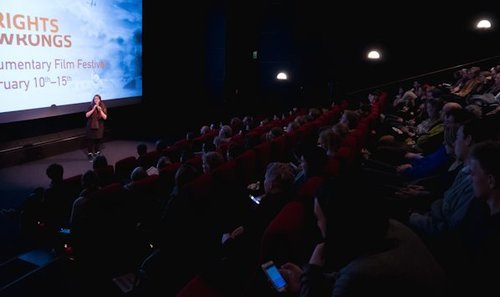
[{"left": 85, "top": 94, "right": 107, "bottom": 159}]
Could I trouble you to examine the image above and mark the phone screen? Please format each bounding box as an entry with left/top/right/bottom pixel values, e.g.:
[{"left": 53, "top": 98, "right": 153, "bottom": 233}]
[
  {"left": 263, "top": 262, "right": 287, "bottom": 291},
  {"left": 249, "top": 194, "right": 261, "bottom": 205},
  {"left": 59, "top": 227, "right": 71, "bottom": 234}
]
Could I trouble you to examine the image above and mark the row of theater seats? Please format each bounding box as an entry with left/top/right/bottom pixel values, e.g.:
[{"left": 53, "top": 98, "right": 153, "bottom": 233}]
[
  {"left": 51, "top": 95, "right": 384, "bottom": 296},
  {"left": 176, "top": 93, "right": 387, "bottom": 296},
  {"left": 56, "top": 108, "right": 311, "bottom": 205},
  {"left": 41, "top": 102, "right": 343, "bottom": 266}
]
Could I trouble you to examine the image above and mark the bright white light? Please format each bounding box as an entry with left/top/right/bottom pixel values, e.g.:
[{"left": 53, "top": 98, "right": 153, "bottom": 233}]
[
  {"left": 277, "top": 72, "right": 288, "bottom": 80},
  {"left": 476, "top": 19, "right": 492, "bottom": 29},
  {"left": 367, "top": 50, "right": 381, "bottom": 60}
]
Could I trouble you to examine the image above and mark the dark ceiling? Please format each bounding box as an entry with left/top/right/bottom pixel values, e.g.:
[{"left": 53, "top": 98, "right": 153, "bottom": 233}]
[{"left": 144, "top": 1, "right": 498, "bottom": 105}]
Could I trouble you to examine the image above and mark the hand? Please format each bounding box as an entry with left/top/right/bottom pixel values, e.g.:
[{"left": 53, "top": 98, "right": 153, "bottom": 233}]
[
  {"left": 309, "top": 242, "right": 326, "bottom": 266},
  {"left": 280, "top": 262, "right": 302, "bottom": 293},
  {"left": 407, "top": 184, "right": 425, "bottom": 191},
  {"left": 247, "top": 182, "right": 260, "bottom": 191},
  {"left": 396, "top": 164, "right": 412, "bottom": 173},
  {"left": 230, "top": 226, "right": 244, "bottom": 239},
  {"left": 405, "top": 152, "right": 423, "bottom": 160}
]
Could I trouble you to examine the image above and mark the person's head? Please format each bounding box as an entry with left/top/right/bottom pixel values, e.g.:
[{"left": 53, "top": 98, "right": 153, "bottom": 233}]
[
  {"left": 444, "top": 107, "right": 473, "bottom": 127},
  {"left": 46, "top": 163, "right": 64, "bottom": 183},
  {"left": 318, "top": 128, "right": 341, "bottom": 155},
  {"left": 155, "top": 139, "right": 167, "bottom": 152},
  {"left": 92, "top": 155, "right": 108, "bottom": 169},
  {"left": 378, "top": 134, "right": 396, "bottom": 146},
  {"left": 92, "top": 94, "right": 101, "bottom": 105},
  {"left": 266, "top": 126, "right": 284, "bottom": 141},
  {"left": 200, "top": 125, "right": 211, "bottom": 135},
  {"left": 81, "top": 170, "right": 98, "bottom": 190},
  {"left": 130, "top": 166, "right": 148, "bottom": 182},
  {"left": 455, "top": 119, "right": 492, "bottom": 162},
  {"left": 180, "top": 148, "right": 194, "bottom": 164},
  {"left": 468, "top": 141, "right": 500, "bottom": 201},
  {"left": 314, "top": 176, "right": 388, "bottom": 269},
  {"left": 286, "top": 121, "right": 299, "bottom": 133},
  {"left": 226, "top": 143, "right": 243, "bottom": 161},
  {"left": 332, "top": 123, "right": 349, "bottom": 139},
  {"left": 340, "top": 110, "right": 359, "bottom": 129},
  {"left": 202, "top": 151, "right": 224, "bottom": 173},
  {"left": 300, "top": 145, "right": 327, "bottom": 178},
  {"left": 137, "top": 143, "right": 148, "bottom": 156},
  {"left": 174, "top": 164, "right": 199, "bottom": 189},
  {"left": 368, "top": 90, "right": 380, "bottom": 105},
  {"left": 156, "top": 156, "right": 170, "bottom": 169},
  {"left": 218, "top": 125, "right": 233, "bottom": 138},
  {"left": 441, "top": 102, "right": 462, "bottom": 124},
  {"left": 425, "top": 98, "right": 444, "bottom": 120},
  {"left": 308, "top": 107, "right": 321, "bottom": 119},
  {"left": 230, "top": 117, "right": 243, "bottom": 131},
  {"left": 263, "top": 162, "right": 295, "bottom": 194}
]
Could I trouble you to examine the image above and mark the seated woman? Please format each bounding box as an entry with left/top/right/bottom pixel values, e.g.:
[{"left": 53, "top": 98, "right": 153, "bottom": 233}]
[{"left": 279, "top": 175, "right": 446, "bottom": 297}]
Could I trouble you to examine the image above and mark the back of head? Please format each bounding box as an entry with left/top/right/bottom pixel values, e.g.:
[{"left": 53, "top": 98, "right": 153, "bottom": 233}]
[
  {"left": 301, "top": 144, "right": 328, "bottom": 177},
  {"left": 155, "top": 139, "right": 167, "bottom": 152},
  {"left": 319, "top": 128, "right": 342, "bottom": 154},
  {"left": 200, "top": 125, "right": 210, "bottom": 135},
  {"left": 174, "top": 164, "right": 199, "bottom": 189},
  {"left": 46, "top": 163, "right": 64, "bottom": 182},
  {"left": 81, "top": 170, "right": 98, "bottom": 190},
  {"left": 130, "top": 166, "right": 148, "bottom": 182},
  {"left": 156, "top": 156, "right": 169, "bottom": 169},
  {"left": 180, "top": 148, "right": 194, "bottom": 164},
  {"left": 315, "top": 175, "right": 388, "bottom": 269},
  {"left": 226, "top": 142, "right": 244, "bottom": 160},
  {"left": 202, "top": 151, "right": 224, "bottom": 173},
  {"left": 341, "top": 110, "right": 359, "bottom": 129},
  {"left": 266, "top": 126, "right": 284, "bottom": 141},
  {"left": 219, "top": 125, "right": 233, "bottom": 138},
  {"left": 92, "top": 155, "right": 108, "bottom": 169},
  {"left": 264, "top": 162, "right": 295, "bottom": 193},
  {"left": 446, "top": 108, "right": 474, "bottom": 126},
  {"left": 230, "top": 117, "right": 243, "bottom": 131},
  {"left": 137, "top": 143, "right": 148, "bottom": 156},
  {"left": 332, "top": 123, "right": 349, "bottom": 139}
]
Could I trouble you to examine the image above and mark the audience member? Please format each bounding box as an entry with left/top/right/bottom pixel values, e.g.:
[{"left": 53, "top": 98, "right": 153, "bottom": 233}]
[{"left": 280, "top": 176, "right": 446, "bottom": 297}]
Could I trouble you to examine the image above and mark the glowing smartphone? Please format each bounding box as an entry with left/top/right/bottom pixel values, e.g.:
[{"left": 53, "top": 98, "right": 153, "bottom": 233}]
[
  {"left": 59, "top": 227, "right": 71, "bottom": 234},
  {"left": 261, "top": 260, "right": 287, "bottom": 292},
  {"left": 249, "top": 194, "right": 262, "bottom": 205}
]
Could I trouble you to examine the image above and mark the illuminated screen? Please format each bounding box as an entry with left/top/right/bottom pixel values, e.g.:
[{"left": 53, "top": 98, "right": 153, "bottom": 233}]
[{"left": 0, "top": 0, "right": 142, "bottom": 123}]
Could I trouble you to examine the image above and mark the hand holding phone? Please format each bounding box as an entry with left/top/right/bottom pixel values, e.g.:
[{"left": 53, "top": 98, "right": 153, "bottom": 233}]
[{"left": 261, "top": 261, "right": 287, "bottom": 292}]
